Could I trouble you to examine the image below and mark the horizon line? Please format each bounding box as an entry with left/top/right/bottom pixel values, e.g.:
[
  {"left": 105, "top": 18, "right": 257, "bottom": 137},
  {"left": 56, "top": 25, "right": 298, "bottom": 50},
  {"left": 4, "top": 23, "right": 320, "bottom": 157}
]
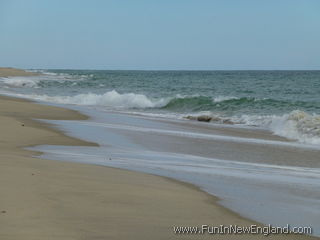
[{"left": 25, "top": 68, "right": 320, "bottom": 71}]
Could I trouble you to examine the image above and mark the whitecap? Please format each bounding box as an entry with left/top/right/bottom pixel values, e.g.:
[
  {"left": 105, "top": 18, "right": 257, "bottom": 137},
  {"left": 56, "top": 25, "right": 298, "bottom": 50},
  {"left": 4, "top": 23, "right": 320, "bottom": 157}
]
[
  {"left": 233, "top": 111, "right": 320, "bottom": 145},
  {"left": 19, "top": 90, "right": 169, "bottom": 109},
  {"left": 1, "top": 77, "right": 40, "bottom": 88},
  {"left": 212, "top": 96, "right": 239, "bottom": 102}
]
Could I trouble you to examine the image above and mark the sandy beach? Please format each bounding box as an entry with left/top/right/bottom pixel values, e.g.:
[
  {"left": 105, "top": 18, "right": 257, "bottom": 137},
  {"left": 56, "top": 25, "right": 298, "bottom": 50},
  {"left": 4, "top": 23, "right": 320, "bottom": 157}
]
[
  {"left": 0, "top": 69, "right": 317, "bottom": 239},
  {"left": 0, "top": 68, "right": 39, "bottom": 77}
]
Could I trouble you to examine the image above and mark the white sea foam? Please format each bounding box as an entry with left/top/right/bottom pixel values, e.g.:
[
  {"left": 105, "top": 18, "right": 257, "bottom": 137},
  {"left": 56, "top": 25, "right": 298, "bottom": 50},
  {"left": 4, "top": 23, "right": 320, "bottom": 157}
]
[
  {"left": 1, "top": 77, "right": 40, "bottom": 88},
  {"left": 0, "top": 71, "right": 89, "bottom": 90},
  {"left": 234, "top": 110, "right": 320, "bottom": 145},
  {"left": 29, "top": 69, "right": 60, "bottom": 76},
  {"left": 3, "top": 82, "right": 320, "bottom": 145},
  {"left": 180, "top": 110, "right": 320, "bottom": 145},
  {"left": 212, "top": 96, "right": 238, "bottom": 102},
  {"left": 269, "top": 111, "right": 320, "bottom": 145},
  {"left": 22, "top": 90, "right": 169, "bottom": 109}
]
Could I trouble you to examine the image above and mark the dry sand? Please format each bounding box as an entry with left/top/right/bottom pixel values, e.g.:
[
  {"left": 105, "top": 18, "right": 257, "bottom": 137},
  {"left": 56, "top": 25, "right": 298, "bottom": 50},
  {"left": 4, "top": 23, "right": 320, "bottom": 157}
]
[{"left": 0, "top": 69, "right": 317, "bottom": 239}]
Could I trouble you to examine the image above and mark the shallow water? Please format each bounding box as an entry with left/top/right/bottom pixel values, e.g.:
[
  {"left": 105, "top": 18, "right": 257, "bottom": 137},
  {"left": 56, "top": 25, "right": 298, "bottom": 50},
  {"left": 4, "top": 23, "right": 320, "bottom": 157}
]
[{"left": 29, "top": 106, "right": 320, "bottom": 236}]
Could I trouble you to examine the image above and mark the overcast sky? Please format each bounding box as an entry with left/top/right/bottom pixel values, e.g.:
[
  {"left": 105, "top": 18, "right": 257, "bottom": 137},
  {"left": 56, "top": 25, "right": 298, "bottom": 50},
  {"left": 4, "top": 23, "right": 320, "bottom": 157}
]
[{"left": 1, "top": 0, "right": 319, "bottom": 70}]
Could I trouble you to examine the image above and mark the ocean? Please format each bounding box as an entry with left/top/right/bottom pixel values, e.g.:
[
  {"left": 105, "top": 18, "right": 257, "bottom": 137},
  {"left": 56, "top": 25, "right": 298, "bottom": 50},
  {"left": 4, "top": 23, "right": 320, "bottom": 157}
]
[
  {"left": 2, "top": 70, "right": 320, "bottom": 235},
  {"left": 1, "top": 70, "right": 320, "bottom": 144}
]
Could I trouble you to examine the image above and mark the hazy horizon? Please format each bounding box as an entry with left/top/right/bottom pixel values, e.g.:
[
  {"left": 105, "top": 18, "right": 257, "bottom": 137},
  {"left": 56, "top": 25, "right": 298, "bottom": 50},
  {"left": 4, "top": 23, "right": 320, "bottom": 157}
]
[{"left": 25, "top": 68, "right": 320, "bottom": 71}]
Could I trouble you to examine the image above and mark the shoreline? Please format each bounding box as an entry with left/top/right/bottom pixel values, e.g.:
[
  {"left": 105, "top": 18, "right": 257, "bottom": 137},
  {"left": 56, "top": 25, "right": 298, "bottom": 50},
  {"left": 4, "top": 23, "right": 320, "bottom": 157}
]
[
  {"left": 0, "top": 69, "right": 317, "bottom": 239},
  {"left": 0, "top": 94, "right": 260, "bottom": 239},
  {"left": 36, "top": 106, "right": 320, "bottom": 235},
  {"left": 0, "top": 96, "right": 317, "bottom": 239}
]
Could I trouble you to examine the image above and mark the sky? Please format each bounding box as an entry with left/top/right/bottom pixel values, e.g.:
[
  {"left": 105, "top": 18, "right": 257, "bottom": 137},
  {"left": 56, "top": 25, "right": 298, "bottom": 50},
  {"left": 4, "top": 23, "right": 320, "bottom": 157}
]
[{"left": 0, "top": 0, "right": 319, "bottom": 70}]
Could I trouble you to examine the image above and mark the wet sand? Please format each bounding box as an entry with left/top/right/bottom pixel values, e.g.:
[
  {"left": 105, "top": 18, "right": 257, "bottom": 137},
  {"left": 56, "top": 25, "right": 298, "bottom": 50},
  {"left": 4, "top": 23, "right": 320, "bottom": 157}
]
[
  {"left": 35, "top": 108, "right": 320, "bottom": 236},
  {"left": 94, "top": 112, "right": 320, "bottom": 168},
  {"left": 3, "top": 96, "right": 318, "bottom": 240}
]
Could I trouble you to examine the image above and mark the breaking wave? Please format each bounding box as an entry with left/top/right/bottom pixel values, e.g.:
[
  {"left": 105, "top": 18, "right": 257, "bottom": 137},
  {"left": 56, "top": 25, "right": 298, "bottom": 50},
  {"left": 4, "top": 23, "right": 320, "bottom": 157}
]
[
  {"left": 0, "top": 72, "right": 90, "bottom": 90},
  {"left": 267, "top": 110, "right": 320, "bottom": 144},
  {"left": 21, "top": 90, "right": 169, "bottom": 109},
  {"left": 160, "top": 95, "right": 315, "bottom": 113},
  {"left": 15, "top": 92, "right": 273, "bottom": 112},
  {"left": 238, "top": 111, "right": 320, "bottom": 145},
  {"left": 5, "top": 88, "right": 320, "bottom": 144},
  {"left": 185, "top": 110, "right": 320, "bottom": 145},
  {"left": 1, "top": 77, "right": 40, "bottom": 88}
]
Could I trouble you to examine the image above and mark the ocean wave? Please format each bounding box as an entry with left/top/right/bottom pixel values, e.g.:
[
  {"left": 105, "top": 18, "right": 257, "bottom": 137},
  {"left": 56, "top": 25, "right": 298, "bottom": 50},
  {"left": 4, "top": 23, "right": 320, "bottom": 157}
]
[
  {"left": 1, "top": 77, "right": 40, "bottom": 88},
  {"left": 26, "top": 69, "right": 57, "bottom": 75},
  {"left": 268, "top": 110, "right": 320, "bottom": 145},
  {"left": 160, "top": 95, "right": 299, "bottom": 113},
  {"left": 163, "top": 95, "right": 320, "bottom": 124},
  {"left": 5, "top": 87, "right": 320, "bottom": 144},
  {"left": 21, "top": 90, "right": 169, "bottom": 109},
  {"left": 0, "top": 72, "right": 90, "bottom": 90},
  {"left": 17, "top": 92, "right": 249, "bottom": 111},
  {"left": 162, "top": 96, "right": 212, "bottom": 111},
  {"left": 212, "top": 96, "right": 239, "bottom": 102},
  {"left": 241, "top": 111, "right": 320, "bottom": 145},
  {"left": 5, "top": 86, "right": 320, "bottom": 144},
  {"left": 186, "top": 110, "right": 320, "bottom": 145},
  {"left": 29, "top": 69, "right": 71, "bottom": 78}
]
